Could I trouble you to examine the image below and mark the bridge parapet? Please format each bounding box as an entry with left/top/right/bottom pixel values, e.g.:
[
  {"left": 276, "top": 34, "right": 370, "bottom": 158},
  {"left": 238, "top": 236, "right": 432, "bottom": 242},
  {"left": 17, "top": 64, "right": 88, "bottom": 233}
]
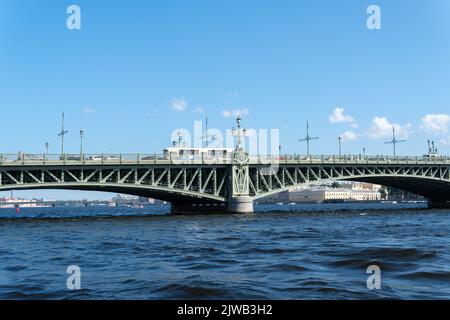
[{"left": 1, "top": 154, "right": 450, "bottom": 167}]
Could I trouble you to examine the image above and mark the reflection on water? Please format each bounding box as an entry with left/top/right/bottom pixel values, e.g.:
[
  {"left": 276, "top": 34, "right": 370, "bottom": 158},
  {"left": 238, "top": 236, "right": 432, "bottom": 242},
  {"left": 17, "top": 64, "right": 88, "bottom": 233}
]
[{"left": 1, "top": 202, "right": 450, "bottom": 300}]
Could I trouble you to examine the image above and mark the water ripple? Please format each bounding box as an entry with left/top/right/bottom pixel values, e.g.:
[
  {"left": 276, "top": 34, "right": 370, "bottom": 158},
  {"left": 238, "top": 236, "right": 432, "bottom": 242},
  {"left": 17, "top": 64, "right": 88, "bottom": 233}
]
[{"left": 1, "top": 203, "right": 450, "bottom": 299}]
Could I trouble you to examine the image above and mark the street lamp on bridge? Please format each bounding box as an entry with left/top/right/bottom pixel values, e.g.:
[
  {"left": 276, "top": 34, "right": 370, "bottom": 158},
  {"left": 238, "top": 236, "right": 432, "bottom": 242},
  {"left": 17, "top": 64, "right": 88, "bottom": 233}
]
[
  {"left": 80, "top": 129, "right": 84, "bottom": 159},
  {"left": 338, "top": 136, "right": 342, "bottom": 157},
  {"left": 385, "top": 125, "right": 406, "bottom": 157},
  {"left": 58, "top": 112, "right": 69, "bottom": 156},
  {"left": 232, "top": 115, "right": 247, "bottom": 151},
  {"left": 177, "top": 131, "right": 184, "bottom": 147},
  {"left": 298, "top": 121, "right": 319, "bottom": 157},
  {"left": 199, "top": 115, "right": 217, "bottom": 148}
]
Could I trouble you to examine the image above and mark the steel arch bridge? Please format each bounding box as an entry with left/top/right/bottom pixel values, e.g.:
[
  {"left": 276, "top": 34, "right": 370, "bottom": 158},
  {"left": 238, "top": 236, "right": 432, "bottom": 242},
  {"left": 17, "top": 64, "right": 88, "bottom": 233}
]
[{"left": 1, "top": 154, "right": 450, "bottom": 213}]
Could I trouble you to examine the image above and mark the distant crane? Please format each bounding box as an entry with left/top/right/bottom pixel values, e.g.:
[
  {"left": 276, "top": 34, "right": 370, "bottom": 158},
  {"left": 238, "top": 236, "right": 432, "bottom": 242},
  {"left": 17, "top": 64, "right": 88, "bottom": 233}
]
[
  {"left": 298, "top": 121, "right": 319, "bottom": 156},
  {"left": 58, "top": 112, "right": 69, "bottom": 155},
  {"left": 385, "top": 125, "right": 405, "bottom": 157}
]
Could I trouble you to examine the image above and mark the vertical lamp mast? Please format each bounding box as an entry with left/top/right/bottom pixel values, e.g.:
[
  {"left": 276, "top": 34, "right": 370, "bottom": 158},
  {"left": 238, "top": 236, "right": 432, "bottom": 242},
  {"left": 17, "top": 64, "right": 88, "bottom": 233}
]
[
  {"left": 298, "top": 121, "right": 319, "bottom": 156},
  {"left": 205, "top": 116, "right": 209, "bottom": 148},
  {"left": 58, "top": 112, "right": 69, "bottom": 156},
  {"left": 80, "top": 129, "right": 84, "bottom": 159},
  {"left": 385, "top": 125, "right": 405, "bottom": 157}
]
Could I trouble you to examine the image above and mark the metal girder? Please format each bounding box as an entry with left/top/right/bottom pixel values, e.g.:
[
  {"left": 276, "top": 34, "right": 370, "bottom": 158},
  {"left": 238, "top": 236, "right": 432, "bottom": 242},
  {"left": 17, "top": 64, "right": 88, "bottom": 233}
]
[
  {"left": 0, "top": 165, "right": 230, "bottom": 203},
  {"left": 250, "top": 164, "right": 450, "bottom": 199},
  {"left": 0, "top": 162, "right": 450, "bottom": 204}
]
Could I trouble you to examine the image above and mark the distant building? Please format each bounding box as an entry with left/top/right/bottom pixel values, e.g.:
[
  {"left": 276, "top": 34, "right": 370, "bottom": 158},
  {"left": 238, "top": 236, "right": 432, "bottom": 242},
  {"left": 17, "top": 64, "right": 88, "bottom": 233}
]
[
  {"left": 348, "top": 182, "right": 382, "bottom": 192},
  {"left": 0, "top": 198, "right": 39, "bottom": 208},
  {"left": 289, "top": 187, "right": 381, "bottom": 203},
  {"left": 114, "top": 194, "right": 140, "bottom": 201},
  {"left": 257, "top": 182, "right": 382, "bottom": 204},
  {"left": 112, "top": 194, "right": 166, "bottom": 205},
  {"left": 348, "top": 189, "right": 382, "bottom": 201}
]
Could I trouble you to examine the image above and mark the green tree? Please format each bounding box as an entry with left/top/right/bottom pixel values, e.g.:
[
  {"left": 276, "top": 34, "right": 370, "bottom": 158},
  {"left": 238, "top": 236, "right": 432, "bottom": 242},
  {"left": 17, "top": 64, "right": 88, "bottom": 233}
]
[{"left": 331, "top": 182, "right": 341, "bottom": 189}]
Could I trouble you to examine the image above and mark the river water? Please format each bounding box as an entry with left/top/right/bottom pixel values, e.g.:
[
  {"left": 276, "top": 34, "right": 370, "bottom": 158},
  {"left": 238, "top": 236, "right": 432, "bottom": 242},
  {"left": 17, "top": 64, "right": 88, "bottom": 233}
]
[{"left": 1, "top": 203, "right": 450, "bottom": 300}]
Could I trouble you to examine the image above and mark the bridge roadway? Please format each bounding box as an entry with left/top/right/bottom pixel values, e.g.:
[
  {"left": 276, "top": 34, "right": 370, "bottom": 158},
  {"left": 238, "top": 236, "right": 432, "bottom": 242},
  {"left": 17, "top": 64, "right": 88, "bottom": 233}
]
[{"left": 1, "top": 153, "right": 450, "bottom": 213}]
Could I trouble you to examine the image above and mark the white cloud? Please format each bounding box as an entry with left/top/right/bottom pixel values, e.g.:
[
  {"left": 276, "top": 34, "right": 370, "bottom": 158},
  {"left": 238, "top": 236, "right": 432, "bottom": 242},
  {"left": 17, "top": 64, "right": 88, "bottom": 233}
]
[
  {"left": 84, "top": 107, "right": 95, "bottom": 114},
  {"left": 420, "top": 114, "right": 450, "bottom": 135},
  {"left": 350, "top": 122, "right": 359, "bottom": 129},
  {"left": 171, "top": 98, "right": 187, "bottom": 112},
  {"left": 194, "top": 106, "right": 204, "bottom": 113},
  {"left": 222, "top": 108, "right": 249, "bottom": 118},
  {"left": 329, "top": 107, "right": 354, "bottom": 123},
  {"left": 367, "top": 117, "right": 412, "bottom": 139},
  {"left": 340, "top": 131, "right": 358, "bottom": 142},
  {"left": 222, "top": 110, "right": 232, "bottom": 118}
]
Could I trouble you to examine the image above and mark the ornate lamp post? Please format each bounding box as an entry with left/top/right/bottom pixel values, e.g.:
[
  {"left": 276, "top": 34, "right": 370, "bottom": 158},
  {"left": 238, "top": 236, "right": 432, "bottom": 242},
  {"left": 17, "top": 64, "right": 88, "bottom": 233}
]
[
  {"left": 178, "top": 131, "right": 183, "bottom": 147},
  {"left": 232, "top": 115, "right": 247, "bottom": 152},
  {"left": 228, "top": 115, "right": 253, "bottom": 213}
]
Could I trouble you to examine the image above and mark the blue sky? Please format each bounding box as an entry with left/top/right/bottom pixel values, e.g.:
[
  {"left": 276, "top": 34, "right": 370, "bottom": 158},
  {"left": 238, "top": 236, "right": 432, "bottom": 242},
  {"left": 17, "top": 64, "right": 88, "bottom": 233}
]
[{"left": 1, "top": 0, "right": 450, "bottom": 199}]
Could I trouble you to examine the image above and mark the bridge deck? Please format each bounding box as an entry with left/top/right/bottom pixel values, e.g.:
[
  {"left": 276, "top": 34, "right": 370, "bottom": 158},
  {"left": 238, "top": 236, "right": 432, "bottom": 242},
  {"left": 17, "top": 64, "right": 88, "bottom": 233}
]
[{"left": 1, "top": 154, "right": 449, "bottom": 166}]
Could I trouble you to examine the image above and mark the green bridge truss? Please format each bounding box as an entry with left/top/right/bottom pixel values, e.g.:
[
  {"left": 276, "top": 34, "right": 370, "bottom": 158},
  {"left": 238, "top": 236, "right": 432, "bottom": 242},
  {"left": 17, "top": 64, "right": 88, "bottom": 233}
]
[{"left": 1, "top": 154, "right": 450, "bottom": 213}]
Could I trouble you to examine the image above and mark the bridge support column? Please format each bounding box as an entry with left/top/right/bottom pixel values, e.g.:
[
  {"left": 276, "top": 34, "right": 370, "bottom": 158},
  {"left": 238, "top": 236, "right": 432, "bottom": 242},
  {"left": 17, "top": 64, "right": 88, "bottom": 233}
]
[
  {"left": 227, "top": 148, "right": 254, "bottom": 214},
  {"left": 227, "top": 196, "right": 254, "bottom": 214},
  {"left": 428, "top": 201, "right": 450, "bottom": 209}
]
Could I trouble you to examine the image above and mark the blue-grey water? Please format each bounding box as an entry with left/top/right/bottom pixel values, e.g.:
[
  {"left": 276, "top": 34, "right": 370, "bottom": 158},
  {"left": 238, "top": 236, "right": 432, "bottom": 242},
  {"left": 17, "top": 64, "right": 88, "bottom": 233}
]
[{"left": 1, "top": 203, "right": 450, "bottom": 300}]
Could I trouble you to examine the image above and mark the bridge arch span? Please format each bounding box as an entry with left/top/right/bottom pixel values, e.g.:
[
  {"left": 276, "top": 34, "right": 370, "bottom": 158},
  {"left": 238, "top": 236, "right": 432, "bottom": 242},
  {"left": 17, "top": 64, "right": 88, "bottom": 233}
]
[
  {"left": 253, "top": 175, "right": 450, "bottom": 201},
  {"left": 2, "top": 160, "right": 450, "bottom": 212},
  {"left": 0, "top": 183, "right": 226, "bottom": 205},
  {"left": 250, "top": 165, "right": 450, "bottom": 207}
]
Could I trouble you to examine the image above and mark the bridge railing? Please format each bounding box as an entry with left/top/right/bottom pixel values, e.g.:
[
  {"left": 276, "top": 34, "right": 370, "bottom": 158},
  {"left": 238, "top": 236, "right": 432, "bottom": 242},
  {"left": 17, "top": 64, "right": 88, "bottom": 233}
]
[
  {"left": 0, "top": 154, "right": 233, "bottom": 166},
  {"left": 0, "top": 153, "right": 450, "bottom": 166},
  {"left": 257, "top": 154, "right": 450, "bottom": 164}
]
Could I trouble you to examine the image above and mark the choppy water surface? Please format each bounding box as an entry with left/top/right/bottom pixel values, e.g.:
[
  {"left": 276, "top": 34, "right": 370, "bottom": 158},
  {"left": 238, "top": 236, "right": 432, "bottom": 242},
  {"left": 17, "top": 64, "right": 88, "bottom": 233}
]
[{"left": 1, "top": 203, "right": 450, "bottom": 300}]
